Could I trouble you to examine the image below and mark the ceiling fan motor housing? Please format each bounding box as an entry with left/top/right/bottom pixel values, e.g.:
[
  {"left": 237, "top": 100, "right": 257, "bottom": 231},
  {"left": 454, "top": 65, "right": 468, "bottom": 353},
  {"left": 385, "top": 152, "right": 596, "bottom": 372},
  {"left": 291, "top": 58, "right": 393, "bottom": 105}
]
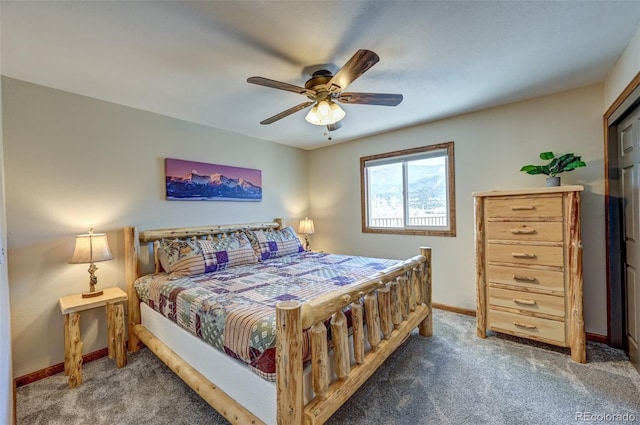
[{"left": 305, "top": 70, "right": 334, "bottom": 100}]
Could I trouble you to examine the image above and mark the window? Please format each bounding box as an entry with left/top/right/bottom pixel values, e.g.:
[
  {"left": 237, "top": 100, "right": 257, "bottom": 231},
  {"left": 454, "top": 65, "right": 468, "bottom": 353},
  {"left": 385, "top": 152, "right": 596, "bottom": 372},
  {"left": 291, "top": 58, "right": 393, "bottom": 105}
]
[{"left": 360, "top": 142, "right": 456, "bottom": 237}]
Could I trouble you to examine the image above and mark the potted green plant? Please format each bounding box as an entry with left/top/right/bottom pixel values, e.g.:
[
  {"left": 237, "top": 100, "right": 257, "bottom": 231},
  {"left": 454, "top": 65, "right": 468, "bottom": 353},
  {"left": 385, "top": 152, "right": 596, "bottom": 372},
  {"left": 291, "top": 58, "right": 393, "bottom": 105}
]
[{"left": 520, "top": 151, "right": 586, "bottom": 186}]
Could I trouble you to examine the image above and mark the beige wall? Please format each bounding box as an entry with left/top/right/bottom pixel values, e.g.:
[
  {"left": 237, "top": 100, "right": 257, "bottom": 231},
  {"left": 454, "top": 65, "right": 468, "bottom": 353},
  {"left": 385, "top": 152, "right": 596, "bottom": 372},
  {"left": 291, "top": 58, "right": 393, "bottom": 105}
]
[
  {"left": 0, "top": 3, "right": 15, "bottom": 422},
  {"left": 309, "top": 84, "right": 607, "bottom": 335},
  {"left": 3, "top": 77, "right": 309, "bottom": 377},
  {"left": 605, "top": 25, "right": 640, "bottom": 109}
]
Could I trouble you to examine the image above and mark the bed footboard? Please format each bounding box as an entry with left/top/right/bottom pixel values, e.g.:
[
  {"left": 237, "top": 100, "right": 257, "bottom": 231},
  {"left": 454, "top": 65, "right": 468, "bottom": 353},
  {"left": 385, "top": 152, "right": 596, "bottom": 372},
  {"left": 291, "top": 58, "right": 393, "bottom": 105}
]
[{"left": 276, "top": 247, "right": 432, "bottom": 425}]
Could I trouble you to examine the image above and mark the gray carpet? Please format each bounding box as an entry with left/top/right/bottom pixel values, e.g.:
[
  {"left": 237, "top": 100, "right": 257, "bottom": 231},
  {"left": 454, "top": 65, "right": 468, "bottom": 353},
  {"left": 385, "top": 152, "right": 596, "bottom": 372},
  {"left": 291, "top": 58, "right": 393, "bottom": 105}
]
[{"left": 17, "top": 310, "right": 640, "bottom": 425}]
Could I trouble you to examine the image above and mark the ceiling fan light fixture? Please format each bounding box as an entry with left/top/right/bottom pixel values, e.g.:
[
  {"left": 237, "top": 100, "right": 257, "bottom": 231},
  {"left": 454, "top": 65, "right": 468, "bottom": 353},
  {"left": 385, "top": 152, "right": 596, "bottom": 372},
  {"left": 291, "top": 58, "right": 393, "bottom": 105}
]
[
  {"left": 305, "top": 100, "right": 345, "bottom": 126},
  {"left": 317, "top": 100, "right": 331, "bottom": 116},
  {"left": 329, "top": 101, "right": 346, "bottom": 122},
  {"left": 304, "top": 104, "right": 320, "bottom": 125}
]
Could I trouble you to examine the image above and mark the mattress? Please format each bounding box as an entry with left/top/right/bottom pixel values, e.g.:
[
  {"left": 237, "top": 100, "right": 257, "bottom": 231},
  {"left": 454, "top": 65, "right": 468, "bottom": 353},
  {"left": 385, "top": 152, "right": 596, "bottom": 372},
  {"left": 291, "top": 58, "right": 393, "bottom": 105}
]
[
  {"left": 134, "top": 251, "right": 401, "bottom": 380},
  {"left": 140, "top": 302, "right": 278, "bottom": 424}
]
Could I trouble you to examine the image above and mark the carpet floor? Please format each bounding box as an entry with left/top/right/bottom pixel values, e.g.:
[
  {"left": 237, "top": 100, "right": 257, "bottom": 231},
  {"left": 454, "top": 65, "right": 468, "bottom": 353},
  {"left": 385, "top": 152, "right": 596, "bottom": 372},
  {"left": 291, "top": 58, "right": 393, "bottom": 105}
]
[{"left": 17, "top": 310, "right": 640, "bottom": 424}]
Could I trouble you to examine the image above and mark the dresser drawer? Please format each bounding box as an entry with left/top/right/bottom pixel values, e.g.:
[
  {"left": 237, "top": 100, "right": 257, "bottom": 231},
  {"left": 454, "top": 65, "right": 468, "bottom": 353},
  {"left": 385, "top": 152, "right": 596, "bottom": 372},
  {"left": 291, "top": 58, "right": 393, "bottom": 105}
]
[
  {"left": 488, "top": 309, "right": 565, "bottom": 344},
  {"left": 488, "top": 287, "right": 565, "bottom": 317},
  {"left": 487, "top": 265, "right": 565, "bottom": 293},
  {"left": 485, "top": 196, "right": 562, "bottom": 218},
  {"left": 486, "top": 221, "right": 563, "bottom": 242},
  {"left": 487, "top": 243, "right": 564, "bottom": 267}
]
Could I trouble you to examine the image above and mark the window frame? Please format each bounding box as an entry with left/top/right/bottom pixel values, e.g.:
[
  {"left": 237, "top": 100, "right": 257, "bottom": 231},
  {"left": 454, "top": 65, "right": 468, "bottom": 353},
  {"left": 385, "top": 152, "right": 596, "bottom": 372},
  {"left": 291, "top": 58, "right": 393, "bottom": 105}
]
[{"left": 360, "top": 141, "right": 456, "bottom": 237}]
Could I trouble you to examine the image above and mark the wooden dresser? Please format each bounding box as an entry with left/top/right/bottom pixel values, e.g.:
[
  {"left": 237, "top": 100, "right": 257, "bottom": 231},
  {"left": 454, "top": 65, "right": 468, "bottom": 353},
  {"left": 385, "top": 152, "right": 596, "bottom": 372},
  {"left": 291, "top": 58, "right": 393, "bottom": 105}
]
[{"left": 473, "top": 186, "right": 585, "bottom": 363}]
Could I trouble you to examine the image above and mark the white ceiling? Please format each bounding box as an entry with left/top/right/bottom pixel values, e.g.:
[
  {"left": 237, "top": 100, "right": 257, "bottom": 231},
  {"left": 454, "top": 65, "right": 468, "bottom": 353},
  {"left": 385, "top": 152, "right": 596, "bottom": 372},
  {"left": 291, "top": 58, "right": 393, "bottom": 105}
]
[{"left": 2, "top": 1, "right": 640, "bottom": 150}]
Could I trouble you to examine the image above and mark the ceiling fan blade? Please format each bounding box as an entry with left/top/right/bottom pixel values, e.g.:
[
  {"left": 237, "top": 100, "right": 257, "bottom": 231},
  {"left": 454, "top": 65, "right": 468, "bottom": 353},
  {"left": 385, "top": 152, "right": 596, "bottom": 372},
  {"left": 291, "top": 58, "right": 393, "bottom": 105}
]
[
  {"left": 338, "top": 92, "right": 403, "bottom": 106},
  {"left": 327, "top": 49, "right": 380, "bottom": 93},
  {"left": 259, "top": 101, "right": 314, "bottom": 125},
  {"left": 247, "top": 76, "right": 314, "bottom": 96}
]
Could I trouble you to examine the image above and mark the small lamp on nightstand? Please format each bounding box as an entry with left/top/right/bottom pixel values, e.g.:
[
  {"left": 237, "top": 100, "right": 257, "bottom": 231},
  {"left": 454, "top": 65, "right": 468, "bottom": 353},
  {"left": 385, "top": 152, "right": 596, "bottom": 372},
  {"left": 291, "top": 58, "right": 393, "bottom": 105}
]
[
  {"left": 298, "top": 217, "right": 315, "bottom": 251},
  {"left": 69, "top": 229, "right": 113, "bottom": 298}
]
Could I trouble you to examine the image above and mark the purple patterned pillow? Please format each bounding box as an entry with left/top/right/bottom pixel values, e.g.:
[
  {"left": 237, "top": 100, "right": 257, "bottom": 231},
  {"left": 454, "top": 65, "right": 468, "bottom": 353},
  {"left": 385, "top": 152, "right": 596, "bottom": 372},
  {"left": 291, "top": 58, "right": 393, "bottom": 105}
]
[
  {"left": 158, "top": 233, "right": 257, "bottom": 276},
  {"left": 158, "top": 239, "right": 205, "bottom": 276},
  {"left": 198, "top": 233, "right": 258, "bottom": 272},
  {"left": 247, "top": 226, "right": 304, "bottom": 261}
]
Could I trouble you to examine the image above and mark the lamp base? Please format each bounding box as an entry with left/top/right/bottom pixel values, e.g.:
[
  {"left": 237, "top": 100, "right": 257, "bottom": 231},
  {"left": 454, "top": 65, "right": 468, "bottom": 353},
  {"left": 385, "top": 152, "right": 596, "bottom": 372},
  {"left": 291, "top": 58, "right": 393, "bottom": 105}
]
[{"left": 82, "top": 290, "right": 104, "bottom": 299}]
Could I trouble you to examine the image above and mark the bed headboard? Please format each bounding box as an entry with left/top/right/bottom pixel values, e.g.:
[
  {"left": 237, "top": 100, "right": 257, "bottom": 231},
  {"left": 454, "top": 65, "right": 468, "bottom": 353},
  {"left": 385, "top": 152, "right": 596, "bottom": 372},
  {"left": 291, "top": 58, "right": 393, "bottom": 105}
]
[
  {"left": 138, "top": 219, "right": 282, "bottom": 243},
  {"left": 123, "top": 218, "right": 283, "bottom": 351},
  {"left": 139, "top": 219, "right": 282, "bottom": 274}
]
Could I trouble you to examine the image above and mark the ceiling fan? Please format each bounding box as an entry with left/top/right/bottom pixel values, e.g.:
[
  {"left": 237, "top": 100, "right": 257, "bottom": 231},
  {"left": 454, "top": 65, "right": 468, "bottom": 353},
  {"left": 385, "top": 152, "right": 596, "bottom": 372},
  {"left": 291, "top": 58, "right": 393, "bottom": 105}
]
[{"left": 247, "top": 49, "right": 403, "bottom": 132}]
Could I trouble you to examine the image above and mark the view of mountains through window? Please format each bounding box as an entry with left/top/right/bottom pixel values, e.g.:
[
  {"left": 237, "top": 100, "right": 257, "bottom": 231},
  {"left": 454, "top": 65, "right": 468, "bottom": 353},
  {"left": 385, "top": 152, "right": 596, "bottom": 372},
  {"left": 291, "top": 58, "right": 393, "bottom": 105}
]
[{"left": 368, "top": 156, "right": 447, "bottom": 228}]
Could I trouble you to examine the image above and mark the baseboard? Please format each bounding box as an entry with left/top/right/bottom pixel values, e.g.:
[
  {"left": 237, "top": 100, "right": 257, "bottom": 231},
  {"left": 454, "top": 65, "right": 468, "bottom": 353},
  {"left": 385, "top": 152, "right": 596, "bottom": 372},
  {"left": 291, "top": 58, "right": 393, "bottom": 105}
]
[
  {"left": 432, "top": 302, "right": 476, "bottom": 317},
  {"left": 586, "top": 332, "right": 608, "bottom": 344},
  {"left": 14, "top": 347, "right": 109, "bottom": 388}
]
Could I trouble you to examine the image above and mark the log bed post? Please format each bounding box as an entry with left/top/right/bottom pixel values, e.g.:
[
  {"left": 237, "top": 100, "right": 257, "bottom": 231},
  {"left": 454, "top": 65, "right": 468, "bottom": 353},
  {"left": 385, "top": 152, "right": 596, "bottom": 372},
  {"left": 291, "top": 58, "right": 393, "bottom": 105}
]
[
  {"left": 378, "top": 284, "right": 392, "bottom": 340},
  {"left": 364, "top": 292, "right": 382, "bottom": 351},
  {"left": 351, "top": 300, "right": 365, "bottom": 365},
  {"left": 398, "top": 276, "right": 409, "bottom": 320},
  {"left": 124, "top": 226, "right": 142, "bottom": 352},
  {"left": 390, "top": 280, "right": 402, "bottom": 329},
  {"left": 331, "top": 310, "right": 350, "bottom": 380},
  {"left": 310, "top": 322, "right": 329, "bottom": 400},
  {"left": 418, "top": 246, "right": 432, "bottom": 337},
  {"left": 276, "top": 301, "right": 304, "bottom": 425}
]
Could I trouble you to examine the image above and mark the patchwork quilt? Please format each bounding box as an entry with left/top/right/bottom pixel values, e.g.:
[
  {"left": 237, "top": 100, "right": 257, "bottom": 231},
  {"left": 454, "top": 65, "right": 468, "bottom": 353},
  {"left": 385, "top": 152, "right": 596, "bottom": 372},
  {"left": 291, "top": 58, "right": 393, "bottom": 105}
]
[{"left": 134, "top": 251, "right": 401, "bottom": 380}]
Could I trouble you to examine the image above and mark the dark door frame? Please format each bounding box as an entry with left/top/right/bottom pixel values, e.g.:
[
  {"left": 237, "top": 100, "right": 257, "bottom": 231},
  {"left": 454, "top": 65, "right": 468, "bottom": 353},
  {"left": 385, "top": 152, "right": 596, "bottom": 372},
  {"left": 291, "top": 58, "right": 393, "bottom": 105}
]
[{"left": 604, "top": 71, "right": 640, "bottom": 348}]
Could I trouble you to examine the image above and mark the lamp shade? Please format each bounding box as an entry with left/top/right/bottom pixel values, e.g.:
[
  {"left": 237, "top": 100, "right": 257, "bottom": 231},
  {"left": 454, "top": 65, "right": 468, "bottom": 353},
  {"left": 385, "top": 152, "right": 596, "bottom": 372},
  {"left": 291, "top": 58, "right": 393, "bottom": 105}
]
[
  {"left": 69, "top": 231, "right": 113, "bottom": 264},
  {"left": 298, "top": 218, "right": 315, "bottom": 235}
]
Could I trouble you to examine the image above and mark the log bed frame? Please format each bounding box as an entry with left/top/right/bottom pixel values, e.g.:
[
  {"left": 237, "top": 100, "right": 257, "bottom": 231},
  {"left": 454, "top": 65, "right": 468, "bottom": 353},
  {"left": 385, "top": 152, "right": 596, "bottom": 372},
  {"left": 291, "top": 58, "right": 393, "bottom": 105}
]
[{"left": 124, "top": 219, "right": 432, "bottom": 425}]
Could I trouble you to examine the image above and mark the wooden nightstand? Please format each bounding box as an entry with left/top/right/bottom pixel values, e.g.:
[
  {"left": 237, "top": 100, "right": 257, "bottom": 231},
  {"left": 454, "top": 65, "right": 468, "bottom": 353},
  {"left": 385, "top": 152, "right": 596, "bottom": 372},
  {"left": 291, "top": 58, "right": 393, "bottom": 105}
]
[{"left": 58, "top": 287, "right": 128, "bottom": 388}]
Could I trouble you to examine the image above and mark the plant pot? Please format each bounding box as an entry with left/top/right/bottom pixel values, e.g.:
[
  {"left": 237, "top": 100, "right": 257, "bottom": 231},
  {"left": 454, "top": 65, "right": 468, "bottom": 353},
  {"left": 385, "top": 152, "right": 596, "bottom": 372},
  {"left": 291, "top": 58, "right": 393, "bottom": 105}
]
[{"left": 546, "top": 176, "right": 561, "bottom": 187}]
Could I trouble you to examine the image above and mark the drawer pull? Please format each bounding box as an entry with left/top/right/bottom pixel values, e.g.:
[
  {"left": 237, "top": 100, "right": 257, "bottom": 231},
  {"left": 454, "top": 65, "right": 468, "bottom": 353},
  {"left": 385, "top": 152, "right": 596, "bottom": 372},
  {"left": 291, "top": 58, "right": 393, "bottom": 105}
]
[
  {"left": 513, "top": 321, "right": 537, "bottom": 330},
  {"left": 511, "top": 252, "right": 536, "bottom": 259},
  {"left": 513, "top": 298, "right": 537, "bottom": 306},
  {"left": 513, "top": 274, "right": 537, "bottom": 282},
  {"left": 511, "top": 228, "right": 536, "bottom": 234},
  {"left": 511, "top": 206, "right": 536, "bottom": 211}
]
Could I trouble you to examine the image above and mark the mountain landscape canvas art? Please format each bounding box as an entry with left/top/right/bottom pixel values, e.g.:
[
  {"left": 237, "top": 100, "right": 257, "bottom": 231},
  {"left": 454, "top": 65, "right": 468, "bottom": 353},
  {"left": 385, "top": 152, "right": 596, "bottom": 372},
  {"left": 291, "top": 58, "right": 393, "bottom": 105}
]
[{"left": 165, "top": 158, "right": 262, "bottom": 201}]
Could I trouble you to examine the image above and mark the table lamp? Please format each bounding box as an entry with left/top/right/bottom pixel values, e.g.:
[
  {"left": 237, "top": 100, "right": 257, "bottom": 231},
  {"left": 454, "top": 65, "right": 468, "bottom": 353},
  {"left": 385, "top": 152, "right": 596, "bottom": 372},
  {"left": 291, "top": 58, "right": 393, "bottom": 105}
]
[
  {"left": 298, "top": 217, "right": 315, "bottom": 251},
  {"left": 69, "top": 229, "right": 113, "bottom": 298}
]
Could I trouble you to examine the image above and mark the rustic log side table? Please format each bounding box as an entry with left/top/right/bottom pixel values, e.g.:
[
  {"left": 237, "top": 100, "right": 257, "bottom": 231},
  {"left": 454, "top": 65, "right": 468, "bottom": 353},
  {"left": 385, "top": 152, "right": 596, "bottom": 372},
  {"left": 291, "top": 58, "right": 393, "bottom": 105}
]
[{"left": 58, "top": 287, "right": 128, "bottom": 388}]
